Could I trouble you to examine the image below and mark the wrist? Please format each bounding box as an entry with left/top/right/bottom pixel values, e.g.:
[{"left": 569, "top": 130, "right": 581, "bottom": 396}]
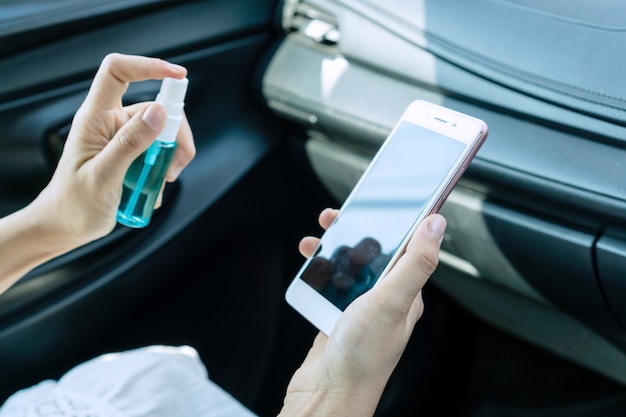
[
  {"left": 23, "top": 194, "right": 84, "bottom": 256},
  {"left": 31, "top": 180, "right": 110, "bottom": 251},
  {"left": 279, "top": 380, "right": 384, "bottom": 417}
]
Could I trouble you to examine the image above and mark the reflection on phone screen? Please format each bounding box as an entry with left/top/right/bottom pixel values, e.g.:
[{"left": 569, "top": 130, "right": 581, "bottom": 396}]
[{"left": 300, "top": 120, "right": 466, "bottom": 310}]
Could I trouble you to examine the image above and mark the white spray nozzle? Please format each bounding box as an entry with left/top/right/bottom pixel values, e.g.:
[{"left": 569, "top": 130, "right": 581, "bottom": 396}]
[{"left": 155, "top": 77, "right": 188, "bottom": 143}]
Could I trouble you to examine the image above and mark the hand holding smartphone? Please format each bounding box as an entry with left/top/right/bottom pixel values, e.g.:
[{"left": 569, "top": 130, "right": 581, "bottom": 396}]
[{"left": 286, "top": 100, "right": 488, "bottom": 335}]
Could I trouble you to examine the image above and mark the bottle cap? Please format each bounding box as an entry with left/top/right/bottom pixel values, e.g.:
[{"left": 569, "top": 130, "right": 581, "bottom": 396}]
[{"left": 155, "top": 77, "right": 188, "bottom": 143}]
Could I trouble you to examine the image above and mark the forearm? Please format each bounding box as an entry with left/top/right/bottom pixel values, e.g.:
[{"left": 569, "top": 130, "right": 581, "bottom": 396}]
[{"left": 0, "top": 204, "right": 74, "bottom": 295}]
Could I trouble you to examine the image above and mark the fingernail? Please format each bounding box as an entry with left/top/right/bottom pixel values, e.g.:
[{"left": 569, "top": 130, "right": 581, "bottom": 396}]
[
  {"left": 168, "top": 63, "right": 186, "bottom": 73},
  {"left": 166, "top": 166, "right": 182, "bottom": 182},
  {"left": 154, "top": 191, "right": 163, "bottom": 209},
  {"left": 142, "top": 104, "right": 165, "bottom": 130},
  {"left": 428, "top": 215, "right": 446, "bottom": 243}
]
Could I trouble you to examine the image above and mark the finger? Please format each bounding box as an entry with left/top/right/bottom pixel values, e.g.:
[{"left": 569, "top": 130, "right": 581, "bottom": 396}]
[
  {"left": 123, "top": 102, "right": 193, "bottom": 183},
  {"left": 374, "top": 214, "right": 446, "bottom": 316},
  {"left": 299, "top": 236, "right": 321, "bottom": 258},
  {"left": 165, "top": 111, "right": 195, "bottom": 182},
  {"left": 95, "top": 103, "right": 166, "bottom": 181},
  {"left": 154, "top": 181, "right": 166, "bottom": 209},
  {"left": 297, "top": 209, "right": 338, "bottom": 257},
  {"left": 87, "top": 53, "right": 187, "bottom": 110},
  {"left": 123, "top": 100, "right": 193, "bottom": 184},
  {"left": 123, "top": 101, "right": 150, "bottom": 117},
  {"left": 319, "top": 208, "right": 339, "bottom": 230}
]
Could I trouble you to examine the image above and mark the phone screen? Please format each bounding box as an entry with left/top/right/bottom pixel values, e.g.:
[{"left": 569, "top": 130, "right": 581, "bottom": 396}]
[{"left": 300, "top": 120, "right": 467, "bottom": 310}]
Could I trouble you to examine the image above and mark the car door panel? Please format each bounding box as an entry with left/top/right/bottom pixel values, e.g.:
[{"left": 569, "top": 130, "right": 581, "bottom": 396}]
[
  {"left": 0, "top": 0, "right": 315, "bottom": 408},
  {"left": 0, "top": 0, "right": 275, "bottom": 101},
  {"left": 597, "top": 235, "right": 626, "bottom": 331}
]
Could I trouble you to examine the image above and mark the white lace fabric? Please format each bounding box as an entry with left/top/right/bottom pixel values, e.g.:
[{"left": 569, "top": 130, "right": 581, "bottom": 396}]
[
  {"left": 0, "top": 346, "right": 257, "bottom": 417},
  {"left": 0, "top": 380, "right": 116, "bottom": 417}
]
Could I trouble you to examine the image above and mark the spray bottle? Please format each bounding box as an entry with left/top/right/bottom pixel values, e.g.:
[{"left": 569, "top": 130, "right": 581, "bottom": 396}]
[{"left": 116, "top": 77, "right": 189, "bottom": 228}]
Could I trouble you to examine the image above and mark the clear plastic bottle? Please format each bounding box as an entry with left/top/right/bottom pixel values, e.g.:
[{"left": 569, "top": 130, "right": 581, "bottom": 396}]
[{"left": 116, "top": 77, "right": 189, "bottom": 228}]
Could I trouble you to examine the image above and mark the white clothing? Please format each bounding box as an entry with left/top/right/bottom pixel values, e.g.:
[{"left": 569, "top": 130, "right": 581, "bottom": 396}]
[{"left": 0, "top": 345, "right": 257, "bottom": 417}]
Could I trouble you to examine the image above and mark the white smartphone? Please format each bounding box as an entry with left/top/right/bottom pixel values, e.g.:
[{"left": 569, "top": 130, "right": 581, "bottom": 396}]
[{"left": 285, "top": 100, "right": 488, "bottom": 335}]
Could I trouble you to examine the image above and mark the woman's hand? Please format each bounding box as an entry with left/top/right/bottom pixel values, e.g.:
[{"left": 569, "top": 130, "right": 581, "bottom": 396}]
[
  {"left": 280, "top": 209, "right": 447, "bottom": 416},
  {"left": 0, "top": 53, "right": 195, "bottom": 294},
  {"left": 32, "top": 53, "right": 195, "bottom": 249}
]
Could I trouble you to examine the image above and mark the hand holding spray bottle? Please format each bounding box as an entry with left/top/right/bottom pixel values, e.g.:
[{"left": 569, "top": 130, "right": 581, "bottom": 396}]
[{"left": 116, "top": 77, "right": 189, "bottom": 228}]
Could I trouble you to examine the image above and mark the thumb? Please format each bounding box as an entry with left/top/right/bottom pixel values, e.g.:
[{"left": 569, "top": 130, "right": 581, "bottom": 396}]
[
  {"left": 98, "top": 103, "right": 166, "bottom": 177},
  {"left": 374, "top": 214, "right": 446, "bottom": 314}
]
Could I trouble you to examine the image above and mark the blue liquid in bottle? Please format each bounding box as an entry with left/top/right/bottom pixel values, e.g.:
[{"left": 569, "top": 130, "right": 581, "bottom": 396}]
[
  {"left": 116, "top": 141, "right": 176, "bottom": 228},
  {"left": 117, "top": 76, "right": 188, "bottom": 228}
]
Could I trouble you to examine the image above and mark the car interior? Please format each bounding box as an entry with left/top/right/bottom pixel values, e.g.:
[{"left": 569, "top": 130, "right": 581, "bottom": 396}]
[{"left": 2, "top": 0, "right": 626, "bottom": 416}]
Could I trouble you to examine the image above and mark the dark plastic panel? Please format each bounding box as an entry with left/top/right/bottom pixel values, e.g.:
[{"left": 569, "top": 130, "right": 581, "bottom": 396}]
[
  {"left": 0, "top": 0, "right": 165, "bottom": 37},
  {"left": 261, "top": 33, "right": 626, "bottom": 347},
  {"left": 0, "top": 0, "right": 277, "bottom": 215},
  {"left": 596, "top": 235, "right": 626, "bottom": 332},
  {"left": 0, "top": 0, "right": 284, "bottom": 401},
  {"left": 446, "top": 99, "right": 626, "bottom": 211},
  {"left": 0, "top": 0, "right": 275, "bottom": 102},
  {"left": 0, "top": 36, "right": 291, "bottom": 403},
  {"left": 0, "top": 35, "right": 279, "bottom": 320},
  {"left": 482, "top": 202, "right": 624, "bottom": 338},
  {"left": 263, "top": 36, "right": 626, "bottom": 231},
  {"left": 351, "top": 0, "right": 626, "bottom": 123}
]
